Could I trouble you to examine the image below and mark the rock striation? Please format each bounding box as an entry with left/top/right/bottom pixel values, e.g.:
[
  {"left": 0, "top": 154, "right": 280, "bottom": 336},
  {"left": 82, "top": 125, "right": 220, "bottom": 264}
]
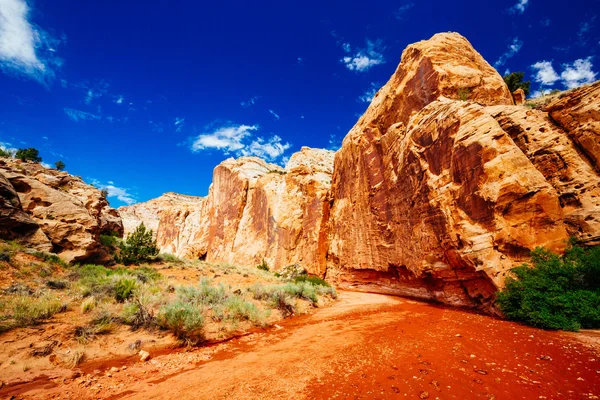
[
  {"left": 0, "top": 158, "right": 123, "bottom": 263},
  {"left": 117, "top": 33, "right": 600, "bottom": 312}
]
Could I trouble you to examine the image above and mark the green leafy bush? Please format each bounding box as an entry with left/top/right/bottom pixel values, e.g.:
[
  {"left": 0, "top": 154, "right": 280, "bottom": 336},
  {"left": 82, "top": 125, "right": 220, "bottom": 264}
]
[
  {"left": 503, "top": 71, "right": 531, "bottom": 96},
  {"left": 15, "top": 148, "right": 42, "bottom": 162},
  {"left": 497, "top": 243, "right": 600, "bottom": 331},
  {"left": 54, "top": 161, "right": 65, "bottom": 171},
  {"left": 294, "top": 275, "right": 330, "bottom": 287},
  {"left": 118, "top": 223, "right": 159, "bottom": 265}
]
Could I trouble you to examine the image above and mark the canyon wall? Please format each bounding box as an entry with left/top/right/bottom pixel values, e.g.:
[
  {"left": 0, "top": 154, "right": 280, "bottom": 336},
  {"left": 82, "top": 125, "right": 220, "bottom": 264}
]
[
  {"left": 120, "top": 33, "right": 600, "bottom": 311},
  {"left": 0, "top": 158, "right": 123, "bottom": 263},
  {"left": 119, "top": 147, "right": 334, "bottom": 273}
]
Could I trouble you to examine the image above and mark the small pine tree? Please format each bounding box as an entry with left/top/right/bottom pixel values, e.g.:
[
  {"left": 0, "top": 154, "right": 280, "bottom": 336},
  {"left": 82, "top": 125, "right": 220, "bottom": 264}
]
[
  {"left": 15, "top": 148, "right": 42, "bottom": 163},
  {"left": 118, "top": 223, "right": 159, "bottom": 265},
  {"left": 54, "top": 160, "right": 66, "bottom": 170},
  {"left": 503, "top": 72, "right": 531, "bottom": 96}
]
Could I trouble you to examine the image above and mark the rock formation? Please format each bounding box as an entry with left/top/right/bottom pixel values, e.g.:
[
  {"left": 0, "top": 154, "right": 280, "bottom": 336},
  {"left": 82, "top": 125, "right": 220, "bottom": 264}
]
[
  {"left": 119, "top": 33, "right": 599, "bottom": 311},
  {"left": 119, "top": 147, "right": 334, "bottom": 272},
  {"left": 0, "top": 158, "right": 123, "bottom": 263}
]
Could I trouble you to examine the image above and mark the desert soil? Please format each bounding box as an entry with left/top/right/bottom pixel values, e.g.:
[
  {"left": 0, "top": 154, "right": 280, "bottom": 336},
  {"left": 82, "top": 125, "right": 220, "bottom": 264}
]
[{"left": 1, "top": 291, "right": 599, "bottom": 400}]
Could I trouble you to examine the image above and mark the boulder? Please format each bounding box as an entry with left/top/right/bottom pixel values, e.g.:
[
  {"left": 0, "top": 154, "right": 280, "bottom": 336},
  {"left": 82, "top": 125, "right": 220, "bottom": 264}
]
[
  {"left": 512, "top": 88, "right": 526, "bottom": 105},
  {"left": 0, "top": 158, "right": 123, "bottom": 263}
]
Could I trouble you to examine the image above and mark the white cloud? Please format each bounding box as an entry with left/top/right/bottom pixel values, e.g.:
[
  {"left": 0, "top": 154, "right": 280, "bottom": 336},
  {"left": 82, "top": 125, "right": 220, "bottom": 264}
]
[
  {"left": 89, "top": 178, "right": 136, "bottom": 205},
  {"left": 268, "top": 109, "right": 280, "bottom": 120},
  {"left": 494, "top": 37, "right": 523, "bottom": 68},
  {"left": 114, "top": 95, "right": 124, "bottom": 104},
  {"left": 0, "top": 141, "right": 17, "bottom": 156},
  {"left": 190, "top": 124, "right": 291, "bottom": 162},
  {"left": 509, "top": 0, "right": 529, "bottom": 14},
  {"left": 241, "top": 96, "right": 260, "bottom": 108},
  {"left": 0, "top": 0, "right": 64, "bottom": 82},
  {"left": 560, "top": 57, "right": 597, "bottom": 89},
  {"left": 63, "top": 108, "right": 100, "bottom": 122},
  {"left": 239, "top": 135, "right": 290, "bottom": 161},
  {"left": 531, "top": 60, "right": 560, "bottom": 85},
  {"left": 148, "top": 120, "right": 163, "bottom": 133},
  {"left": 175, "top": 117, "right": 185, "bottom": 132},
  {"left": 341, "top": 40, "right": 385, "bottom": 72},
  {"left": 358, "top": 82, "right": 380, "bottom": 103},
  {"left": 41, "top": 162, "right": 51, "bottom": 169},
  {"left": 578, "top": 17, "right": 596, "bottom": 45},
  {"left": 328, "top": 134, "right": 342, "bottom": 151},
  {"left": 395, "top": 3, "right": 415, "bottom": 20}
]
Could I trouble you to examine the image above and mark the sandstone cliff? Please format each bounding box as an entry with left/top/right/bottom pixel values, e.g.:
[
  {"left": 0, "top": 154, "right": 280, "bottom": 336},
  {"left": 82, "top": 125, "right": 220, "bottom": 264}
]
[
  {"left": 327, "top": 33, "right": 600, "bottom": 309},
  {"left": 0, "top": 158, "right": 123, "bottom": 263},
  {"left": 119, "top": 147, "right": 334, "bottom": 272},
  {"left": 116, "top": 33, "right": 600, "bottom": 311}
]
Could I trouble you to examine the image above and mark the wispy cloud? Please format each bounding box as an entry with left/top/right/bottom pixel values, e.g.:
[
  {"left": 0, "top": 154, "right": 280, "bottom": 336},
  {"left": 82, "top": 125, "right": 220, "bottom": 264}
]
[
  {"left": 63, "top": 108, "right": 100, "bottom": 122},
  {"left": 540, "top": 18, "right": 551, "bottom": 27},
  {"left": 268, "top": 109, "right": 280, "bottom": 120},
  {"left": 531, "top": 61, "right": 560, "bottom": 85},
  {"left": 241, "top": 96, "right": 260, "bottom": 108},
  {"left": 0, "top": 0, "right": 65, "bottom": 83},
  {"left": 494, "top": 37, "right": 523, "bottom": 68},
  {"left": 341, "top": 40, "right": 385, "bottom": 72},
  {"left": 561, "top": 57, "right": 597, "bottom": 89},
  {"left": 395, "top": 3, "right": 415, "bottom": 20},
  {"left": 190, "top": 124, "right": 291, "bottom": 162},
  {"left": 578, "top": 16, "right": 596, "bottom": 45},
  {"left": 0, "top": 141, "right": 17, "bottom": 156},
  {"left": 174, "top": 117, "right": 185, "bottom": 132},
  {"left": 358, "top": 82, "right": 380, "bottom": 103},
  {"left": 148, "top": 120, "right": 164, "bottom": 133},
  {"left": 114, "top": 95, "right": 124, "bottom": 104},
  {"left": 328, "top": 134, "right": 342, "bottom": 151},
  {"left": 508, "top": 0, "right": 529, "bottom": 14}
]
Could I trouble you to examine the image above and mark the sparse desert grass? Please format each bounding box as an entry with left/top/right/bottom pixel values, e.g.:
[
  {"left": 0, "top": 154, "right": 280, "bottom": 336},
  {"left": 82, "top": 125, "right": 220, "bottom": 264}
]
[
  {"left": 157, "top": 301, "right": 204, "bottom": 344},
  {"left": 157, "top": 253, "right": 184, "bottom": 263},
  {"left": 0, "top": 292, "right": 68, "bottom": 333}
]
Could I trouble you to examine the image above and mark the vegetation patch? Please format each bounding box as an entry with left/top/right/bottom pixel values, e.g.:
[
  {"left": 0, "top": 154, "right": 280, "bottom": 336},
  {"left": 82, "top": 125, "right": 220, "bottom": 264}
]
[{"left": 497, "top": 242, "right": 600, "bottom": 331}]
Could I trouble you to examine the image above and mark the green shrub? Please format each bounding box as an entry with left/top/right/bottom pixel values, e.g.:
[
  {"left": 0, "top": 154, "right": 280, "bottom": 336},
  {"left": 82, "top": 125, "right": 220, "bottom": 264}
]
[
  {"left": 100, "top": 233, "right": 120, "bottom": 249},
  {"left": 157, "top": 253, "right": 183, "bottom": 263},
  {"left": 157, "top": 301, "right": 204, "bottom": 343},
  {"left": 224, "top": 296, "right": 264, "bottom": 325},
  {"left": 54, "top": 161, "right": 65, "bottom": 171},
  {"left": 177, "top": 279, "right": 228, "bottom": 306},
  {"left": 294, "top": 275, "right": 330, "bottom": 287},
  {"left": 15, "top": 148, "right": 42, "bottom": 162},
  {"left": 503, "top": 71, "right": 531, "bottom": 96},
  {"left": 497, "top": 244, "right": 600, "bottom": 331},
  {"left": 118, "top": 223, "right": 159, "bottom": 265},
  {"left": 73, "top": 264, "right": 159, "bottom": 302},
  {"left": 32, "top": 251, "right": 67, "bottom": 267},
  {"left": 114, "top": 277, "right": 137, "bottom": 302},
  {"left": 257, "top": 259, "right": 269, "bottom": 271},
  {"left": 0, "top": 147, "right": 13, "bottom": 157}
]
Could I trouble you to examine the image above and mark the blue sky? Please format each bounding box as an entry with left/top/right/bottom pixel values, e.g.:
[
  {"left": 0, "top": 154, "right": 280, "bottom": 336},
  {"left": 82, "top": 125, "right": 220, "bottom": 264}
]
[{"left": 0, "top": 0, "right": 598, "bottom": 207}]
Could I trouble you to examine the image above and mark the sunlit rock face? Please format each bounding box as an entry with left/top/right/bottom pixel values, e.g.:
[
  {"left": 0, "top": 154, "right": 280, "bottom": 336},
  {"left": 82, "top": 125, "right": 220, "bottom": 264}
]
[
  {"left": 326, "top": 33, "right": 598, "bottom": 311},
  {"left": 0, "top": 158, "right": 123, "bottom": 263}
]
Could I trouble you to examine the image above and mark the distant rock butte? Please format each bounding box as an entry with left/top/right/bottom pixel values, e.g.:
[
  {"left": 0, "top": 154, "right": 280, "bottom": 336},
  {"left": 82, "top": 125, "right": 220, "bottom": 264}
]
[
  {"left": 120, "top": 33, "right": 600, "bottom": 312},
  {"left": 0, "top": 158, "right": 123, "bottom": 263}
]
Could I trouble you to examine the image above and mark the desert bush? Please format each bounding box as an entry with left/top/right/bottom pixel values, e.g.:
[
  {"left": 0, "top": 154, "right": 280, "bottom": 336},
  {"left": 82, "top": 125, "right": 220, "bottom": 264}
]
[
  {"left": 114, "top": 277, "right": 137, "bottom": 302},
  {"left": 118, "top": 223, "right": 159, "bottom": 265},
  {"left": 256, "top": 258, "right": 269, "bottom": 271},
  {"left": 100, "top": 233, "right": 120, "bottom": 250},
  {"left": 457, "top": 87, "right": 470, "bottom": 101},
  {"left": 32, "top": 251, "right": 67, "bottom": 267},
  {"left": 224, "top": 296, "right": 265, "bottom": 325},
  {"left": 73, "top": 264, "right": 160, "bottom": 301},
  {"left": 497, "top": 243, "right": 600, "bottom": 331},
  {"left": 503, "top": 71, "right": 531, "bottom": 96},
  {"left": 80, "top": 297, "right": 97, "bottom": 313},
  {"left": 54, "top": 160, "right": 65, "bottom": 171},
  {"left": 157, "top": 301, "right": 204, "bottom": 343},
  {"left": 177, "top": 278, "right": 228, "bottom": 307},
  {"left": 157, "top": 253, "right": 183, "bottom": 263},
  {"left": 15, "top": 148, "right": 42, "bottom": 162},
  {"left": 121, "top": 284, "right": 163, "bottom": 329},
  {"left": 294, "top": 275, "right": 330, "bottom": 287}
]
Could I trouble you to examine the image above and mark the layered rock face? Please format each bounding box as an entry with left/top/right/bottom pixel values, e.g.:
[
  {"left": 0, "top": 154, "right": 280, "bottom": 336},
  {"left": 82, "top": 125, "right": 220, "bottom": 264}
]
[
  {"left": 119, "top": 147, "right": 334, "bottom": 273},
  {"left": 0, "top": 158, "right": 123, "bottom": 263},
  {"left": 327, "top": 33, "right": 600, "bottom": 309}
]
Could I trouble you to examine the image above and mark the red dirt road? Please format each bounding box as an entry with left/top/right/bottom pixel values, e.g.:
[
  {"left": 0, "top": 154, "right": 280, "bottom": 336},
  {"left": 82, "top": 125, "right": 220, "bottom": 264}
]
[{"left": 4, "top": 292, "right": 600, "bottom": 399}]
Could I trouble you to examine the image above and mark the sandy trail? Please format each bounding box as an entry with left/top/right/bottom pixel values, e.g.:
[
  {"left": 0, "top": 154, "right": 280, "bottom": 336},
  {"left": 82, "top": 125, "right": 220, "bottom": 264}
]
[{"left": 3, "top": 291, "right": 599, "bottom": 400}]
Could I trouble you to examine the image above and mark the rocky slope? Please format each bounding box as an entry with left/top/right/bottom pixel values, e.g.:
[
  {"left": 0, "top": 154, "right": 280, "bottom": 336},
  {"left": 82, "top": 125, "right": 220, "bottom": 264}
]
[
  {"left": 119, "top": 33, "right": 599, "bottom": 311},
  {"left": 0, "top": 158, "right": 123, "bottom": 263}
]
